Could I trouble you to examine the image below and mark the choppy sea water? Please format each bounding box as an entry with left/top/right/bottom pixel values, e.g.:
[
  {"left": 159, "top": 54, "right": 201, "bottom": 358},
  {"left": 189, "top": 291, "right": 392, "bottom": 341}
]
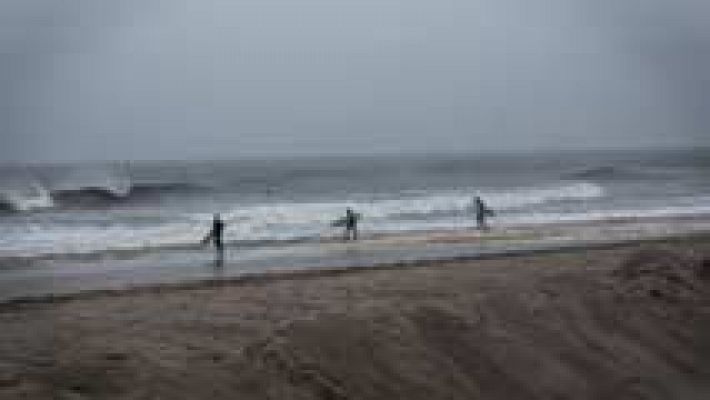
[{"left": 1, "top": 148, "right": 709, "bottom": 259}]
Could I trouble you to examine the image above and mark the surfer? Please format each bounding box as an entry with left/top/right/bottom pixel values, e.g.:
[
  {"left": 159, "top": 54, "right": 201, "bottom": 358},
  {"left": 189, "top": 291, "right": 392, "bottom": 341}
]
[
  {"left": 344, "top": 207, "right": 358, "bottom": 240},
  {"left": 203, "top": 213, "right": 225, "bottom": 252},
  {"left": 474, "top": 196, "right": 494, "bottom": 230}
]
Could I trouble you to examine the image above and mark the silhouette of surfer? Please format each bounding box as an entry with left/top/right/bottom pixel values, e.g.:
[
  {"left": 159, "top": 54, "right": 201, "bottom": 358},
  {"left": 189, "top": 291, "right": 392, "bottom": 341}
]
[
  {"left": 343, "top": 207, "right": 359, "bottom": 240},
  {"left": 474, "top": 196, "right": 494, "bottom": 230},
  {"left": 203, "top": 213, "right": 225, "bottom": 252}
]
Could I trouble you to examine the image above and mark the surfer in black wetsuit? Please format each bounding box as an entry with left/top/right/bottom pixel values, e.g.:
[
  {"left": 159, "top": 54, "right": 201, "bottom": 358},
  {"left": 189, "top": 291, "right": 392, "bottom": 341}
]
[
  {"left": 474, "top": 196, "right": 494, "bottom": 230},
  {"left": 203, "top": 213, "right": 225, "bottom": 252},
  {"left": 344, "top": 207, "right": 358, "bottom": 240}
]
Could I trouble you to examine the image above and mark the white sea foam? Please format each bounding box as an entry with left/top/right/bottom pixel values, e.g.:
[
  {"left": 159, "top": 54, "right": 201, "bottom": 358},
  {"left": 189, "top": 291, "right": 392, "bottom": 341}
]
[
  {"left": 214, "top": 181, "right": 606, "bottom": 226},
  {"left": 2, "top": 180, "right": 708, "bottom": 259},
  {"left": 497, "top": 202, "right": 710, "bottom": 226},
  {"left": 0, "top": 181, "right": 605, "bottom": 257},
  {"left": 0, "top": 182, "right": 54, "bottom": 212},
  {"left": 48, "top": 164, "right": 132, "bottom": 197}
]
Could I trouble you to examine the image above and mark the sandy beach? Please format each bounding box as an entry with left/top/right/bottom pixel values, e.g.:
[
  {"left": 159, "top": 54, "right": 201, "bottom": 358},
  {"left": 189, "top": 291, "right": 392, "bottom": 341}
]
[{"left": 0, "top": 234, "right": 708, "bottom": 399}]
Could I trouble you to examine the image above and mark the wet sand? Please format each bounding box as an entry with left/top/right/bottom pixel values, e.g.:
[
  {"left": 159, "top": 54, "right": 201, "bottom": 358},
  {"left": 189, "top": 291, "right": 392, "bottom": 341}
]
[
  {"left": 3, "top": 214, "right": 710, "bottom": 303},
  {"left": 0, "top": 234, "right": 709, "bottom": 399}
]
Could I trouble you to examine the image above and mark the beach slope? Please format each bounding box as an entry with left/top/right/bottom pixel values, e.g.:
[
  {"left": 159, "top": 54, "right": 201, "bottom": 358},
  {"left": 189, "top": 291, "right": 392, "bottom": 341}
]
[{"left": 0, "top": 236, "right": 708, "bottom": 399}]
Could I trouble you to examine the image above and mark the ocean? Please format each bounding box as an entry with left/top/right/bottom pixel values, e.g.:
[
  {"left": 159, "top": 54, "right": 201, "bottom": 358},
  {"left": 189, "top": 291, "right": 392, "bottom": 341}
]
[{"left": 1, "top": 148, "right": 709, "bottom": 260}]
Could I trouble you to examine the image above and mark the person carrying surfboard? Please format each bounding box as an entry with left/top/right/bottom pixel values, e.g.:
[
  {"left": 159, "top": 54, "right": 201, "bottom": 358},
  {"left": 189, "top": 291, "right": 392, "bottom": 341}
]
[
  {"left": 202, "top": 213, "right": 225, "bottom": 251},
  {"left": 474, "top": 196, "right": 494, "bottom": 230},
  {"left": 331, "top": 207, "right": 361, "bottom": 240},
  {"left": 344, "top": 207, "right": 359, "bottom": 240}
]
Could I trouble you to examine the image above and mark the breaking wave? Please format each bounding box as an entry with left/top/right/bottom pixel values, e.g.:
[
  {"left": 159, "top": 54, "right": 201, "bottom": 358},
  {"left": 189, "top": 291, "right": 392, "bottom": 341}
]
[
  {"left": 566, "top": 166, "right": 623, "bottom": 179},
  {"left": 562, "top": 165, "right": 679, "bottom": 181},
  {"left": 0, "top": 181, "right": 608, "bottom": 258},
  {"left": 379, "top": 182, "right": 605, "bottom": 220},
  {"left": 0, "top": 183, "right": 54, "bottom": 212},
  {"left": 50, "top": 182, "right": 205, "bottom": 208},
  {"left": 0, "top": 165, "right": 206, "bottom": 212}
]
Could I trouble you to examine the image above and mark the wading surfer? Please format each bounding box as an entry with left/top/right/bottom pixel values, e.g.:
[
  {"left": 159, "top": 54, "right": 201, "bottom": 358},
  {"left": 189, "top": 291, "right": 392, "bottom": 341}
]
[
  {"left": 474, "top": 196, "right": 494, "bottom": 230},
  {"left": 203, "top": 213, "right": 225, "bottom": 252},
  {"left": 344, "top": 207, "right": 358, "bottom": 240}
]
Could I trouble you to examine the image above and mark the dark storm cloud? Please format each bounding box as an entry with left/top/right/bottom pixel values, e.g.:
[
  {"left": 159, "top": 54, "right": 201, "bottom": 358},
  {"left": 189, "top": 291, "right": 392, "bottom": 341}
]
[{"left": 0, "top": 0, "right": 708, "bottom": 162}]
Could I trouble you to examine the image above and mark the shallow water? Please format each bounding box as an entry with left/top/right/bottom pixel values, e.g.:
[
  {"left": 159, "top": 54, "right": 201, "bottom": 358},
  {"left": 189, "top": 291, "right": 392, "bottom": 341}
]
[{"left": 1, "top": 215, "right": 709, "bottom": 302}]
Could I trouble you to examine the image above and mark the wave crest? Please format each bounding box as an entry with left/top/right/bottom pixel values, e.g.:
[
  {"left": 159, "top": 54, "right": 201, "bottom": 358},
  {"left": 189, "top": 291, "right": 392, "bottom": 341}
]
[
  {"left": 0, "top": 163, "right": 214, "bottom": 212},
  {"left": 562, "top": 165, "right": 663, "bottom": 180},
  {"left": 0, "top": 182, "right": 54, "bottom": 212}
]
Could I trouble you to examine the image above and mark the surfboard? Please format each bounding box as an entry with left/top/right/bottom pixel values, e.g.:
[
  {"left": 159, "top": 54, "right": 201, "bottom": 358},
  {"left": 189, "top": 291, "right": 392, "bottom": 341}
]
[
  {"left": 331, "top": 217, "right": 348, "bottom": 227},
  {"left": 331, "top": 213, "right": 362, "bottom": 227}
]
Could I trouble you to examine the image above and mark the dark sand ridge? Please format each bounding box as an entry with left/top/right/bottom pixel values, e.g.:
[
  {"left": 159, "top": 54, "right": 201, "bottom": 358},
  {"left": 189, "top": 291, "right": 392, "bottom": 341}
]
[{"left": 0, "top": 235, "right": 708, "bottom": 399}]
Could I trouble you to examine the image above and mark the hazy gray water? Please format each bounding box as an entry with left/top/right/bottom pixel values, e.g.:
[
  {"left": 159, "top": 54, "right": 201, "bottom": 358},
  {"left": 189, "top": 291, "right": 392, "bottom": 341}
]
[{"left": 1, "top": 148, "right": 709, "bottom": 259}]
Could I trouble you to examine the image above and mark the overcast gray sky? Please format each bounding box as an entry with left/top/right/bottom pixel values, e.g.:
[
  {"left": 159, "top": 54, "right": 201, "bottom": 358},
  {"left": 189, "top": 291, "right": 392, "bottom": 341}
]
[{"left": 1, "top": 0, "right": 708, "bottom": 162}]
